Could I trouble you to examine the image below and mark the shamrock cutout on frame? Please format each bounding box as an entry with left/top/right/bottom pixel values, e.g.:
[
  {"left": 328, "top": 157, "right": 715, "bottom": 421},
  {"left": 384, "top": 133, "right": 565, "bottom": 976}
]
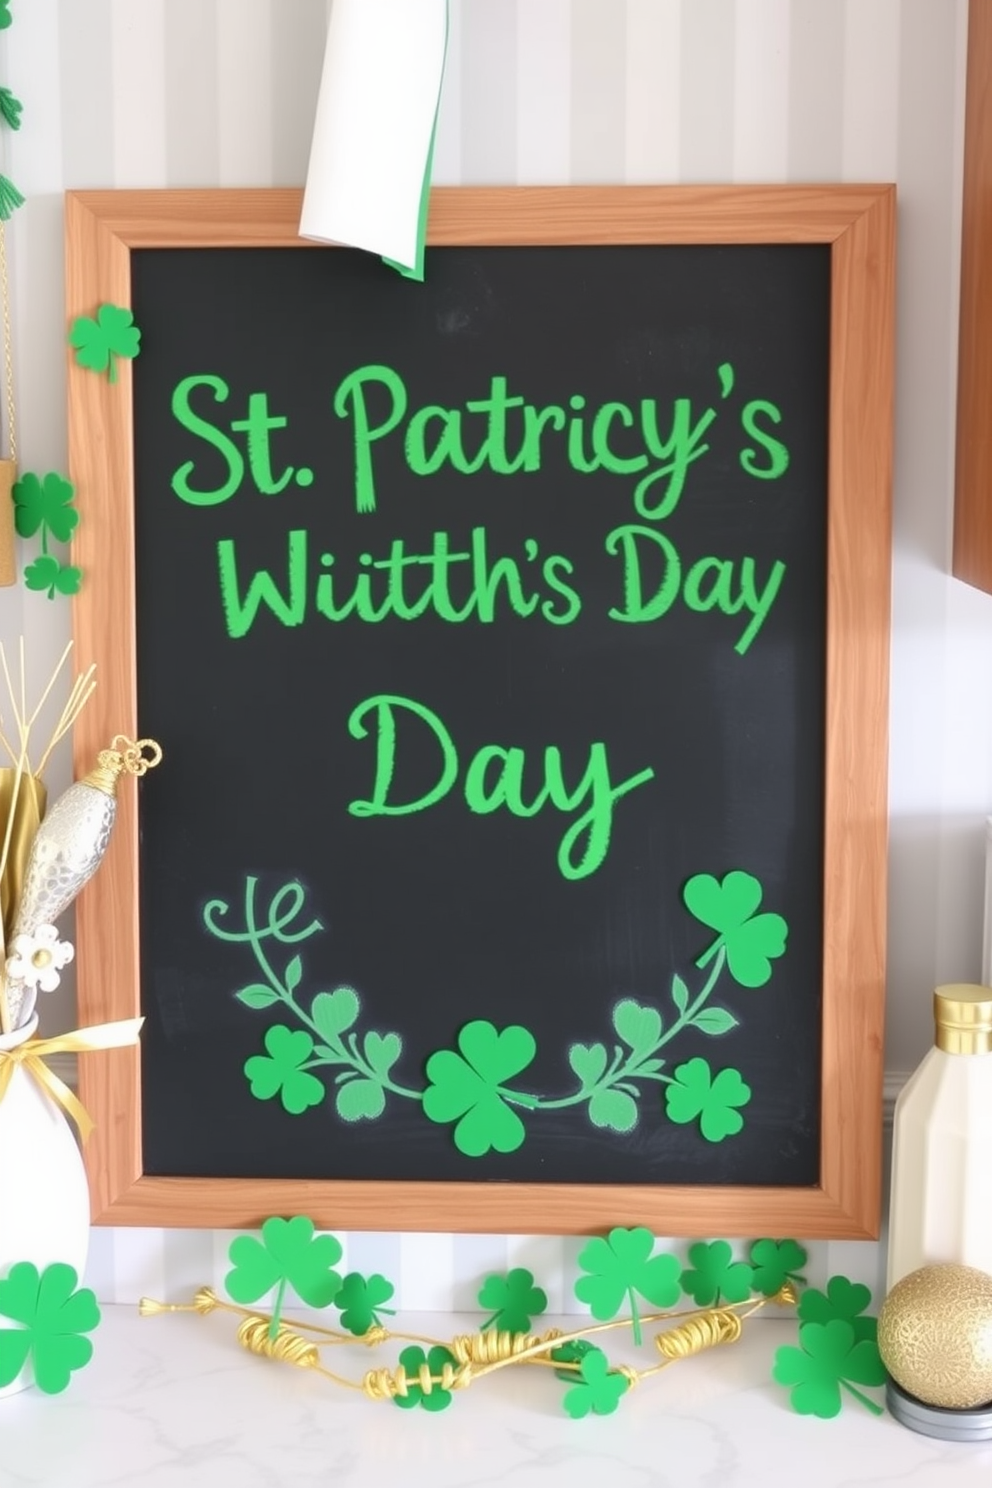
[
  {"left": 680, "top": 1240, "right": 754, "bottom": 1307},
  {"left": 773, "top": 1319, "right": 886, "bottom": 1418},
  {"left": 749, "top": 1238, "right": 808, "bottom": 1297},
  {"left": 561, "top": 1347, "right": 629, "bottom": 1419},
  {"left": 244, "top": 1025, "right": 325, "bottom": 1115},
  {"left": 575, "top": 1226, "right": 681, "bottom": 1346},
  {"left": 393, "top": 1345, "right": 458, "bottom": 1413},
  {"left": 664, "top": 1057, "right": 751, "bottom": 1141},
  {"left": 0, "top": 1262, "right": 100, "bottom": 1394},
  {"left": 797, "top": 1275, "right": 877, "bottom": 1343},
  {"left": 477, "top": 1268, "right": 548, "bottom": 1334},
  {"left": 335, "top": 1272, "right": 396, "bottom": 1336},
  {"left": 68, "top": 303, "right": 141, "bottom": 383},
  {"left": 226, "top": 1216, "right": 342, "bottom": 1336},
  {"left": 422, "top": 1020, "right": 537, "bottom": 1157},
  {"left": 684, "top": 870, "right": 788, "bottom": 987}
]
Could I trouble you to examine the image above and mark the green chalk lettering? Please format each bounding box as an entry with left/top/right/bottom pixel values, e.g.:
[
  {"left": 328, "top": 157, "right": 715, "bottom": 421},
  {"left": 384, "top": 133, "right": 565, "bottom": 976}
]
[
  {"left": 605, "top": 524, "right": 682, "bottom": 622},
  {"left": 683, "top": 556, "right": 748, "bottom": 617},
  {"left": 740, "top": 400, "right": 790, "bottom": 478},
  {"left": 521, "top": 402, "right": 567, "bottom": 470},
  {"left": 217, "top": 528, "right": 307, "bottom": 638},
  {"left": 333, "top": 364, "right": 408, "bottom": 513},
  {"left": 636, "top": 399, "right": 716, "bottom": 518},
  {"left": 464, "top": 746, "right": 551, "bottom": 817},
  {"left": 347, "top": 695, "right": 458, "bottom": 817},
  {"left": 546, "top": 745, "right": 655, "bottom": 881},
  {"left": 540, "top": 554, "right": 582, "bottom": 624},
  {"left": 171, "top": 374, "right": 244, "bottom": 506},
  {"left": 230, "top": 392, "right": 295, "bottom": 495},
  {"left": 466, "top": 376, "right": 528, "bottom": 474},
  {"left": 591, "top": 401, "right": 649, "bottom": 476},
  {"left": 735, "top": 558, "right": 787, "bottom": 654}
]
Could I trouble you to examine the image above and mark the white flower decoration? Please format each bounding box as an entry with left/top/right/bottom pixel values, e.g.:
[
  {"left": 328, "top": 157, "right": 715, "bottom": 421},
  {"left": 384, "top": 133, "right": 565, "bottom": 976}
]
[{"left": 5, "top": 923, "right": 75, "bottom": 994}]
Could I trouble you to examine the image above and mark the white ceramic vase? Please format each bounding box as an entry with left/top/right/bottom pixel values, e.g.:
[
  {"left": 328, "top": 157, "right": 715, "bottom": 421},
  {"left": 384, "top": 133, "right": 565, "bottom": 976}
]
[{"left": 0, "top": 1015, "right": 91, "bottom": 1397}]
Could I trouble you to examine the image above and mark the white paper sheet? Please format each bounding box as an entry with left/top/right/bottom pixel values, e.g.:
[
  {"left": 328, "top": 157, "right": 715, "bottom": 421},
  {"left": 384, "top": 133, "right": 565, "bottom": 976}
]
[{"left": 300, "top": 0, "right": 449, "bottom": 279}]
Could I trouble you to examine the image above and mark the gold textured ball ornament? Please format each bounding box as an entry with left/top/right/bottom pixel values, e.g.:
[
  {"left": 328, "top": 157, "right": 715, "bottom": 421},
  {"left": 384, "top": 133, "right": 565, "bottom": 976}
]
[{"left": 878, "top": 1264, "right": 992, "bottom": 1409}]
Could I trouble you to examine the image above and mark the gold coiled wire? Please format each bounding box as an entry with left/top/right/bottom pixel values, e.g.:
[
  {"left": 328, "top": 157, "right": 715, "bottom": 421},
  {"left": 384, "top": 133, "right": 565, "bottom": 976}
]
[
  {"left": 237, "top": 1315, "right": 320, "bottom": 1369},
  {"left": 655, "top": 1306, "right": 742, "bottom": 1363}
]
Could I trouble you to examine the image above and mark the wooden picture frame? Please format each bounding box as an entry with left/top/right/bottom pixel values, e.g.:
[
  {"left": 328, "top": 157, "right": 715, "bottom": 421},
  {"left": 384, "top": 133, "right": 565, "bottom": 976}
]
[
  {"left": 67, "top": 185, "right": 894, "bottom": 1237},
  {"left": 954, "top": 0, "right": 992, "bottom": 590}
]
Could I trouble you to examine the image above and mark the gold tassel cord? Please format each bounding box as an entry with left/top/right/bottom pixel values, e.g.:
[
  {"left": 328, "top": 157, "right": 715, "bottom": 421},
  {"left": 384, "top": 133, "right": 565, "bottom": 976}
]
[{"left": 138, "top": 1279, "right": 800, "bottom": 1406}]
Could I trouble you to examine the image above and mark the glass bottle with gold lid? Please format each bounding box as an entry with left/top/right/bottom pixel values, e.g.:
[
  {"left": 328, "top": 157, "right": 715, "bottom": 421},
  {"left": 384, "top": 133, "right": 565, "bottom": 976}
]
[{"left": 887, "top": 984, "right": 992, "bottom": 1289}]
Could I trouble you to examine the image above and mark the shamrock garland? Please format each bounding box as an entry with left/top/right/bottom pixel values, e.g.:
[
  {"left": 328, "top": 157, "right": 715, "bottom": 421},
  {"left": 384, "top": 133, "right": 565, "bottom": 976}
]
[
  {"left": 0, "top": 1261, "right": 100, "bottom": 1394},
  {"left": 150, "top": 1219, "right": 889, "bottom": 1422},
  {"left": 12, "top": 471, "right": 81, "bottom": 597},
  {"left": 209, "top": 867, "right": 788, "bottom": 1155}
]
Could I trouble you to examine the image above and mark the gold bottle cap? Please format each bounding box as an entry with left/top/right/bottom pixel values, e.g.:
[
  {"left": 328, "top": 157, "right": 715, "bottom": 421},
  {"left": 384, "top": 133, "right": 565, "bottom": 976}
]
[
  {"left": 934, "top": 984, "right": 992, "bottom": 1054},
  {"left": 82, "top": 735, "right": 163, "bottom": 797}
]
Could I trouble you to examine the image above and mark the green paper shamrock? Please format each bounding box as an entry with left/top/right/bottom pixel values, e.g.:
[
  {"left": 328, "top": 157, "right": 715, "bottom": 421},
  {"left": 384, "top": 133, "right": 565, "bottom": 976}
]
[
  {"left": 335, "top": 1272, "right": 396, "bottom": 1336},
  {"left": 772, "top": 1320, "right": 886, "bottom": 1418},
  {"left": 422, "top": 1020, "right": 537, "bottom": 1157},
  {"left": 23, "top": 554, "right": 82, "bottom": 599},
  {"left": 0, "top": 87, "right": 22, "bottom": 130},
  {"left": 562, "top": 1347, "right": 629, "bottom": 1419},
  {"left": 226, "top": 1215, "right": 342, "bottom": 1333},
  {"left": 664, "top": 1057, "right": 751, "bottom": 1141},
  {"left": 680, "top": 1240, "right": 754, "bottom": 1307},
  {"left": 0, "top": 3, "right": 11, "bottom": 31},
  {"left": 244, "top": 1024, "right": 325, "bottom": 1114},
  {"left": 477, "top": 1268, "right": 548, "bottom": 1334},
  {"left": 749, "top": 1238, "right": 808, "bottom": 1297},
  {"left": 13, "top": 471, "right": 78, "bottom": 542},
  {"left": 0, "top": 1262, "right": 100, "bottom": 1394},
  {"left": 68, "top": 303, "right": 141, "bottom": 383},
  {"left": 393, "top": 1345, "right": 458, "bottom": 1412},
  {"left": 551, "top": 1337, "right": 599, "bottom": 1381},
  {"left": 575, "top": 1227, "right": 681, "bottom": 1347},
  {"left": 797, "top": 1275, "right": 877, "bottom": 1343},
  {"left": 684, "top": 870, "right": 788, "bottom": 987}
]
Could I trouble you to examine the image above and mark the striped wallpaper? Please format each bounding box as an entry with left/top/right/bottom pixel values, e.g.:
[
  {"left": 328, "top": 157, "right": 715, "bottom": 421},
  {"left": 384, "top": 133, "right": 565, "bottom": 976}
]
[{"left": 0, "top": 0, "right": 984, "bottom": 1307}]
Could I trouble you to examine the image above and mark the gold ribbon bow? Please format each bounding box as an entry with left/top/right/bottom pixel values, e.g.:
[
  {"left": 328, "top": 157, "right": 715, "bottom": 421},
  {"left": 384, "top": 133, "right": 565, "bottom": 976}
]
[{"left": 0, "top": 1017, "right": 144, "bottom": 1141}]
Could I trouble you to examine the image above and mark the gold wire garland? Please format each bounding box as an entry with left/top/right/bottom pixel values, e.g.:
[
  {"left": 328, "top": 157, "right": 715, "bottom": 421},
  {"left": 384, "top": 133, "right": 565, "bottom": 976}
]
[{"left": 140, "top": 1281, "right": 798, "bottom": 1407}]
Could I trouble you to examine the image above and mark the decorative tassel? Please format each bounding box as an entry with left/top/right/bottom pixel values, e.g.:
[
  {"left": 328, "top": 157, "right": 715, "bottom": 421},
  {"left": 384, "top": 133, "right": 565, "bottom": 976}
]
[
  {"left": 0, "top": 175, "right": 23, "bottom": 222},
  {"left": 0, "top": 89, "right": 22, "bottom": 131},
  {"left": 0, "top": 457, "right": 15, "bottom": 585}
]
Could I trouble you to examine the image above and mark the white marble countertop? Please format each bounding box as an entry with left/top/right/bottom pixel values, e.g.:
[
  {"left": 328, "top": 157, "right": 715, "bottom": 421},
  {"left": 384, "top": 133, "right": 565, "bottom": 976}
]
[{"left": 2, "top": 1310, "right": 991, "bottom": 1487}]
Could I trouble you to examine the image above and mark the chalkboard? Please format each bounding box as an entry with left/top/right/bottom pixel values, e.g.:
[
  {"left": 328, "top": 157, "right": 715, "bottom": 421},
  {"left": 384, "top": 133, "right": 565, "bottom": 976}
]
[{"left": 67, "top": 187, "right": 895, "bottom": 1237}]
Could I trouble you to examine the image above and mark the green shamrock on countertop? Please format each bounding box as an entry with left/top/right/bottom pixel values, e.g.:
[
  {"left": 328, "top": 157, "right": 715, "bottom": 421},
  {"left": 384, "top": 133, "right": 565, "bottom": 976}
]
[
  {"left": 477, "top": 1268, "right": 548, "bottom": 1334},
  {"left": 551, "top": 1337, "right": 599, "bottom": 1381},
  {"left": 0, "top": 1262, "right": 100, "bottom": 1394},
  {"left": 664, "top": 1057, "right": 751, "bottom": 1141},
  {"left": 561, "top": 1347, "right": 629, "bottom": 1419},
  {"left": 0, "top": 3, "right": 12, "bottom": 31},
  {"left": 748, "top": 1238, "right": 808, "bottom": 1297},
  {"left": 773, "top": 1320, "right": 886, "bottom": 1418},
  {"left": 574, "top": 1227, "right": 681, "bottom": 1347},
  {"left": 244, "top": 1025, "right": 325, "bottom": 1114},
  {"left": 226, "top": 1216, "right": 342, "bottom": 1336},
  {"left": 422, "top": 1020, "right": 537, "bottom": 1157},
  {"left": 68, "top": 303, "right": 141, "bottom": 383},
  {"left": 335, "top": 1272, "right": 396, "bottom": 1336},
  {"left": 798, "top": 1275, "right": 877, "bottom": 1343},
  {"left": 685, "top": 870, "right": 788, "bottom": 987},
  {"left": 680, "top": 1240, "right": 754, "bottom": 1307},
  {"left": 393, "top": 1345, "right": 458, "bottom": 1413}
]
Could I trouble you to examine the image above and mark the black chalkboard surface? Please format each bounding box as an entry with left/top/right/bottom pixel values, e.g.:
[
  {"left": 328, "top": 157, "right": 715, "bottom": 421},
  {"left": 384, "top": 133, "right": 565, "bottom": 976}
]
[{"left": 68, "top": 187, "right": 895, "bottom": 1236}]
